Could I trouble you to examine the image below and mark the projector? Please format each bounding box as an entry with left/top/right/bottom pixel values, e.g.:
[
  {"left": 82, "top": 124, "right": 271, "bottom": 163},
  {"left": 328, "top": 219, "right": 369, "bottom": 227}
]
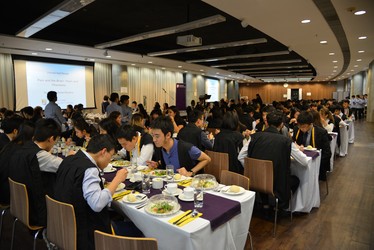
[{"left": 177, "top": 35, "right": 202, "bottom": 47}]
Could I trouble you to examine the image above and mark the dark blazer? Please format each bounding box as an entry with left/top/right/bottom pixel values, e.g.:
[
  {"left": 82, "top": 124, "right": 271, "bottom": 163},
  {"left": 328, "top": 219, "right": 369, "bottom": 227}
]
[
  {"left": 293, "top": 125, "right": 331, "bottom": 180},
  {"left": 0, "top": 133, "right": 10, "bottom": 151},
  {"left": 247, "top": 126, "right": 292, "bottom": 208},
  {"left": 213, "top": 129, "right": 244, "bottom": 174}
]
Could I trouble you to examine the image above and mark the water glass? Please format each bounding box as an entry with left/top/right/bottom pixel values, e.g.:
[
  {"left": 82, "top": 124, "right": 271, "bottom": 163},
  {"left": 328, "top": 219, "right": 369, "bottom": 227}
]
[
  {"left": 194, "top": 189, "right": 204, "bottom": 208},
  {"left": 166, "top": 164, "right": 174, "bottom": 180},
  {"left": 142, "top": 173, "right": 151, "bottom": 194}
]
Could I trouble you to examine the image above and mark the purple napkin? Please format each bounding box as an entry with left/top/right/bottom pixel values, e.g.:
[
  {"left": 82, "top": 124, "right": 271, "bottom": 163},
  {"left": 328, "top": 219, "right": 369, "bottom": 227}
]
[{"left": 303, "top": 150, "right": 320, "bottom": 159}]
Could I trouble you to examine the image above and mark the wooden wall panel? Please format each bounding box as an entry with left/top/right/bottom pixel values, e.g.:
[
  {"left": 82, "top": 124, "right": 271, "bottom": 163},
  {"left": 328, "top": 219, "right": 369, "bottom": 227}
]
[{"left": 239, "top": 82, "right": 337, "bottom": 104}]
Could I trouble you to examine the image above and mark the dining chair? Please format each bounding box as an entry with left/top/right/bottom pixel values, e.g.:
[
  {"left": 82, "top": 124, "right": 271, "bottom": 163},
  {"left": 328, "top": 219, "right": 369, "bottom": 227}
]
[
  {"left": 44, "top": 195, "right": 77, "bottom": 250},
  {"left": 94, "top": 230, "right": 158, "bottom": 250},
  {"left": 8, "top": 178, "right": 44, "bottom": 250},
  {"left": 0, "top": 202, "right": 9, "bottom": 246},
  {"left": 220, "top": 170, "right": 253, "bottom": 249},
  {"left": 220, "top": 170, "right": 250, "bottom": 190},
  {"left": 205, "top": 150, "right": 229, "bottom": 182},
  {"left": 244, "top": 157, "right": 292, "bottom": 237}
]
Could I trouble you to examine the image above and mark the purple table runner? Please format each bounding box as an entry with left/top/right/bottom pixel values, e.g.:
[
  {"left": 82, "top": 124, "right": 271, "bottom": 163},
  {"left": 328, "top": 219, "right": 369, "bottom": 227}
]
[
  {"left": 303, "top": 150, "right": 320, "bottom": 159},
  {"left": 104, "top": 171, "right": 242, "bottom": 231}
]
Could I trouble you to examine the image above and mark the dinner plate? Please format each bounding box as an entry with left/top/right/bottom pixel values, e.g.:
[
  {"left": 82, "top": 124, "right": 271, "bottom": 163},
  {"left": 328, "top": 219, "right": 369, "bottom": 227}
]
[
  {"left": 137, "top": 165, "right": 148, "bottom": 171},
  {"left": 162, "top": 188, "right": 183, "bottom": 196},
  {"left": 122, "top": 193, "right": 148, "bottom": 204},
  {"left": 164, "top": 175, "right": 189, "bottom": 183},
  {"left": 111, "top": 160, "right": 131, "bottom": 167},
  {"left": 115, "top": 182, "right": 126, "bottom": 191},
  {"left": 150, "top": 169, "right": 168, "bottom": 178},
  {"left": 178, "top": 193, "right": 194, "bottom": 202},
  {"left": 103, "top": 165, "right": 117, "bottom": 173},
  {"left": 220, "top": 186, "right": 245, "bottom": 195},
  {"left": 144, "top": 201, "right": 181, "bottom": 217},
  {"left": 304, "top": 147, "right": 317, "bottom": 151}
]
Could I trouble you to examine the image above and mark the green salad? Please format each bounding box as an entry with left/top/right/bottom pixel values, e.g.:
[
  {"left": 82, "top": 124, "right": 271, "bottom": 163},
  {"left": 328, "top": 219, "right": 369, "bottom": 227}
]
[{"left": 150, "top": 201, "right": 174, "bottom": 214}]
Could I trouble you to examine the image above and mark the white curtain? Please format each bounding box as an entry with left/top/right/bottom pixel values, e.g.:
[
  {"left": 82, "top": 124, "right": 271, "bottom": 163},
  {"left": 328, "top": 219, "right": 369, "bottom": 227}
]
[
  {"left": 92, "top": 62, "right": 112, "bottom": 113},
  {"left": 0, "top": 53, "right": 15, "bottom": 109},
  {"left": 128, "top": 66, "right": 183, "bottom": 111}
]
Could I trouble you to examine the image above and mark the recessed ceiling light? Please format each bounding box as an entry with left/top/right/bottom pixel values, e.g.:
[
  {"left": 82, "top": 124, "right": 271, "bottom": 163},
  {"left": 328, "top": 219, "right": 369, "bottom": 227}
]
[
  {"left": 329, "top": 52, "right": 335, "bottom": 56},
  {"left": 358, "top": 50, "right": 364, "bottom": 53},
  {"left": 105, "top": 55, "right": 111, "bottom": 58},
  {"left": 347, "top": 73, "right": 351, "bottom": 75},
  {"left": 333, "top": 70, "right": 337, "bottom": 72},
  {"left": 131, "top": 64, "right": 136, "bottom": 66},
  {"left": 216, "top": 72, "right": 220, "bottom": 74},
  {"left": 354, "top": 65, "right": 358, "bottom": 67},
  {"left": 45, "top": 48, "right": 52, "bottom": 51},
  {"left": 148, "top": 61, "right": 153, "bottom": 64},
  {"left": 184, "top": 71, "right": 188, "bottom": 73},
  {"left": 354, "top": 10, "right": 366, "bottom": 15},
  {"left": 88, "top": 58, "right": 95, "bottom": 61},
  {"left": 228, "top": 75, "right": 232, "bottom": 77},
  {"left": 357, "top": 59, "right": 362, "bottom": 61},
  {"left": 31, "top": 52, "right": 38, "bottom": 55},
  {"left": 320, "top": 40, "right": 327, "bottom": 44},
  {"left": 333, "top": 60, "right": 338, "bottom": 63},
  {"left": 350, "top": 70, "right": 354, "bottom": 71},
  {"left": 161, "top": 67, "right": 165, "bottom": 70},
  {"left": 358, "top": 36, "right": 367, "bottom": 40},
  {"left": 301, "top": 19, "right": 311, "bottom": 24},
  {"left": 178, "top": 66, "right": 182, "bottom": 68},
  {"left": 200, "top": 69, "right": 204, "bottom": 72},
  {"left": 202, "top": 73, "right": 205, "bottom": 75},
  {"left": 334, "top": 66, "right": 338, "bottom": 68}
]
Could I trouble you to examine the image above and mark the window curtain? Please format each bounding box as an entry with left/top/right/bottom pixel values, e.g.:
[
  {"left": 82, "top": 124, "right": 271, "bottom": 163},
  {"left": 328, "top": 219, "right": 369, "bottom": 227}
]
[
  {"left": 93, "top": 62, "right": 112, "bottom": 113},
  {"left": 0, "top": 53, "right": 15, "bottom": 110},
  {"left": 128, "top": 66, "right": 183, "bottom": 111}
]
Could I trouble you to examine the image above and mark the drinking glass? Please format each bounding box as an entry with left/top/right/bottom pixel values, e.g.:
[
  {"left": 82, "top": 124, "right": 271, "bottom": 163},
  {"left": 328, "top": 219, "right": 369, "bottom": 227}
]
[
  {"left": 166, "top": 164, "right": 174, "bottom": 180},
  {"left": 142, "top": 173, "right": 151, "bottom": 194},
  {"left": 194, "top": 189, "right": 204, "bottom": 208}
]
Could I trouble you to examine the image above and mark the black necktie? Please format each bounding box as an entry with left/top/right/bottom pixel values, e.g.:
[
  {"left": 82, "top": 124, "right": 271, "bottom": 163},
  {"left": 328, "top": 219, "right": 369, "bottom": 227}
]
[{"left": 302, "top": 132, "right": 308, "bottom": 146}]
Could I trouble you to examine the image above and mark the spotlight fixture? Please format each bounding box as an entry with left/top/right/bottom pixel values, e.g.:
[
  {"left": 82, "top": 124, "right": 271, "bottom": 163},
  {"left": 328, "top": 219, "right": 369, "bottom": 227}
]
[
  {"left": 103, "top": 50, "right": 111, "bottom": 58},
  {"left": 240, "top": 19, "right": 249, "bottom": 28}
]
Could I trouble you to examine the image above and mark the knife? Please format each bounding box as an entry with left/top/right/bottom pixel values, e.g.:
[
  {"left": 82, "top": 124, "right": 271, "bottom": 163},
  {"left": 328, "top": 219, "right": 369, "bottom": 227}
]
[{"left": 172, "top": 210, "right": 192, "bottom": 225}]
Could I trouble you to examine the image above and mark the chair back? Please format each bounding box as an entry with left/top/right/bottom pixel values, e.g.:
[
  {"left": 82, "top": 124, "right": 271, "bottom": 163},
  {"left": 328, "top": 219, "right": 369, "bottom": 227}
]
[
  {"left": 244, "top": 157, "right": 274, "bottom": 196},
  {"left": 8, "top": 178, "right": 29, "bottom": 227},
  {"left": 94, "top": 230, "right": 158, "bottom": 250},
  {"left": 220, "top": 170, "right": 250, "bottom": 190},
  {"left": 205, "top": 150, "right": 229, "bottom": 181},
  {"left": 46, "top": 195, "right": 77, "bottom": 250}
]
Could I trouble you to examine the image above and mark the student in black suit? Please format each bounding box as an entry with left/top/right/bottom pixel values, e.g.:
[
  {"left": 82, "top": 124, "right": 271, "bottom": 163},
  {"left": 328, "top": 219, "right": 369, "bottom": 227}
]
[
  {"left": 293, "top": 111, "right": 331, "bottom": 181},
  {"left": 0, "top": 116, "right": 23, "bottom": 151},
  {"left": 247, "top": 110, "right": 299, "bottom": 209}
]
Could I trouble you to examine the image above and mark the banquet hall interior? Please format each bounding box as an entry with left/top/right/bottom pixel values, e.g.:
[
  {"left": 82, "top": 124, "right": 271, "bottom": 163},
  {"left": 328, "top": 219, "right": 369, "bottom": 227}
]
[{"left": 0, "top": 0, "right": 373, "bottom": 249}]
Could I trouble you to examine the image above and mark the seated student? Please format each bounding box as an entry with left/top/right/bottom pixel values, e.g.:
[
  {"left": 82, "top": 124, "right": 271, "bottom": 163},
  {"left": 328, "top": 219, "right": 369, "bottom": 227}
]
[
  {"left": 116, "top": 124, "right": 154, "bottom": 166},
  {"left": 147, "top": 116, "right": 210, "bottom": 177},
  {"left": 293, "top": 111, "right": 331, "bottom": 181},
  {"left": 68, "top": 117, "right": 98, "bottom": 148},
  {"left": 213, "top": 111, "right": 244, "bottom": 174},
  {"left": 54, "top": 135, "right": 129, "bottom": 250},
  {"left": 247, "top": 110, "right": 300, "bottom": 210},
  {"left": 9, "top": 118, "right": 63, "bottom": 226},
  {"left": 0, "top": 121, "right": 35, "bottom": 204},
  {"left": 0, "top": 115, "right": 23, "bottom": 151},
  {"left": 167, "top": 106, "right": 186, "bottom": 134},
  {"left": 178, "top": 110, "right": 213, "bottom": 151}
]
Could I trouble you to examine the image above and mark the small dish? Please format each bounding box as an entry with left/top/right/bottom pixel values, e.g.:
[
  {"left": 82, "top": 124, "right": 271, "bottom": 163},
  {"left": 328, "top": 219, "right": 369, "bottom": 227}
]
[
  {"left": 122, "top": 193, "right": 148, "bottom": 204},
  {"left": 103, "top": 165, "right": 117, "bottom": 173},
  {"left": 162, "top": 188, "right": 183, "bottom": 196},
  {"left": 178, "top": 193, "right": 194, "bottom": 202},
  {"left": 220, "top": 186, "right": 245, "bottom": 195},
  {"left": 115, "top": 182, "right": 126, "bottom": 191}
]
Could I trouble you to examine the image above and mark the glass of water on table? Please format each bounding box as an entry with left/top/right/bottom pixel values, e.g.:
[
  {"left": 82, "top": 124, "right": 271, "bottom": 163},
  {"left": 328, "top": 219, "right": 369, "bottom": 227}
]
[{"left": 166, "top": 164, "right": 174, "bottom": 181}]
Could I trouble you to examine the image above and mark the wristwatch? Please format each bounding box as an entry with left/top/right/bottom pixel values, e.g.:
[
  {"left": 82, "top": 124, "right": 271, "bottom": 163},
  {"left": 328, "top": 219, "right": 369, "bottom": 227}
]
[{"left": 190, "top": 170, "right": 195, "bottom": 177}]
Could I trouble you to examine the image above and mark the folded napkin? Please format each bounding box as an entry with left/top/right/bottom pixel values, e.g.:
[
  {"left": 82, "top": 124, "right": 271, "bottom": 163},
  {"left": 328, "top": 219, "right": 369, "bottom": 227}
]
[
  {"left": 168, "top": 210, "right": 192, "bottom": 224},
  {"left": 177, "top": 213, "right": 203, "bottom": 227},
  {"left": 178, "top": 179, "right": 192, "bottom": 187},
  {"left": 113, "top": 190, "right": 132, "bottom": 201}
]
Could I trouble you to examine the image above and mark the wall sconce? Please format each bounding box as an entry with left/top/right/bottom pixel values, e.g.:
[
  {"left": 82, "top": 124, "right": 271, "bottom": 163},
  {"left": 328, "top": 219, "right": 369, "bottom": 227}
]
[{"left": 283, "top": 83, "right": 289, "bottom": 88}]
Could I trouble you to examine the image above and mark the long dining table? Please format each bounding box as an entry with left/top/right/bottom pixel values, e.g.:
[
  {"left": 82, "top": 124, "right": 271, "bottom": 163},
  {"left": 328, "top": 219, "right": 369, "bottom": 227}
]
[
  {"left": 290, "top": 150, "right": 321, "bottom": 213},
  {"left": 109, "top": 179, "right": 255, "bottom": 250}
]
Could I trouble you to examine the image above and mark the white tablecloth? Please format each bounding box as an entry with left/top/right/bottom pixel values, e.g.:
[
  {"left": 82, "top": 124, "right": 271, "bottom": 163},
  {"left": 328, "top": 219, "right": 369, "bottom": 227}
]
[
  {"left": 116, "top": 190, "right": 255, "bottom": 250},
  {"left": 337, "top": 125, "right": 349, "bottom": 156},
  {"left": 346, "top": 120, "right": 355, "bottom": 144},
  {"left": 328, "top": 132, "right": 338, "bottom": 171},
  {"left": 290, "top": 151, "right": 321, "bottom": 213}
]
